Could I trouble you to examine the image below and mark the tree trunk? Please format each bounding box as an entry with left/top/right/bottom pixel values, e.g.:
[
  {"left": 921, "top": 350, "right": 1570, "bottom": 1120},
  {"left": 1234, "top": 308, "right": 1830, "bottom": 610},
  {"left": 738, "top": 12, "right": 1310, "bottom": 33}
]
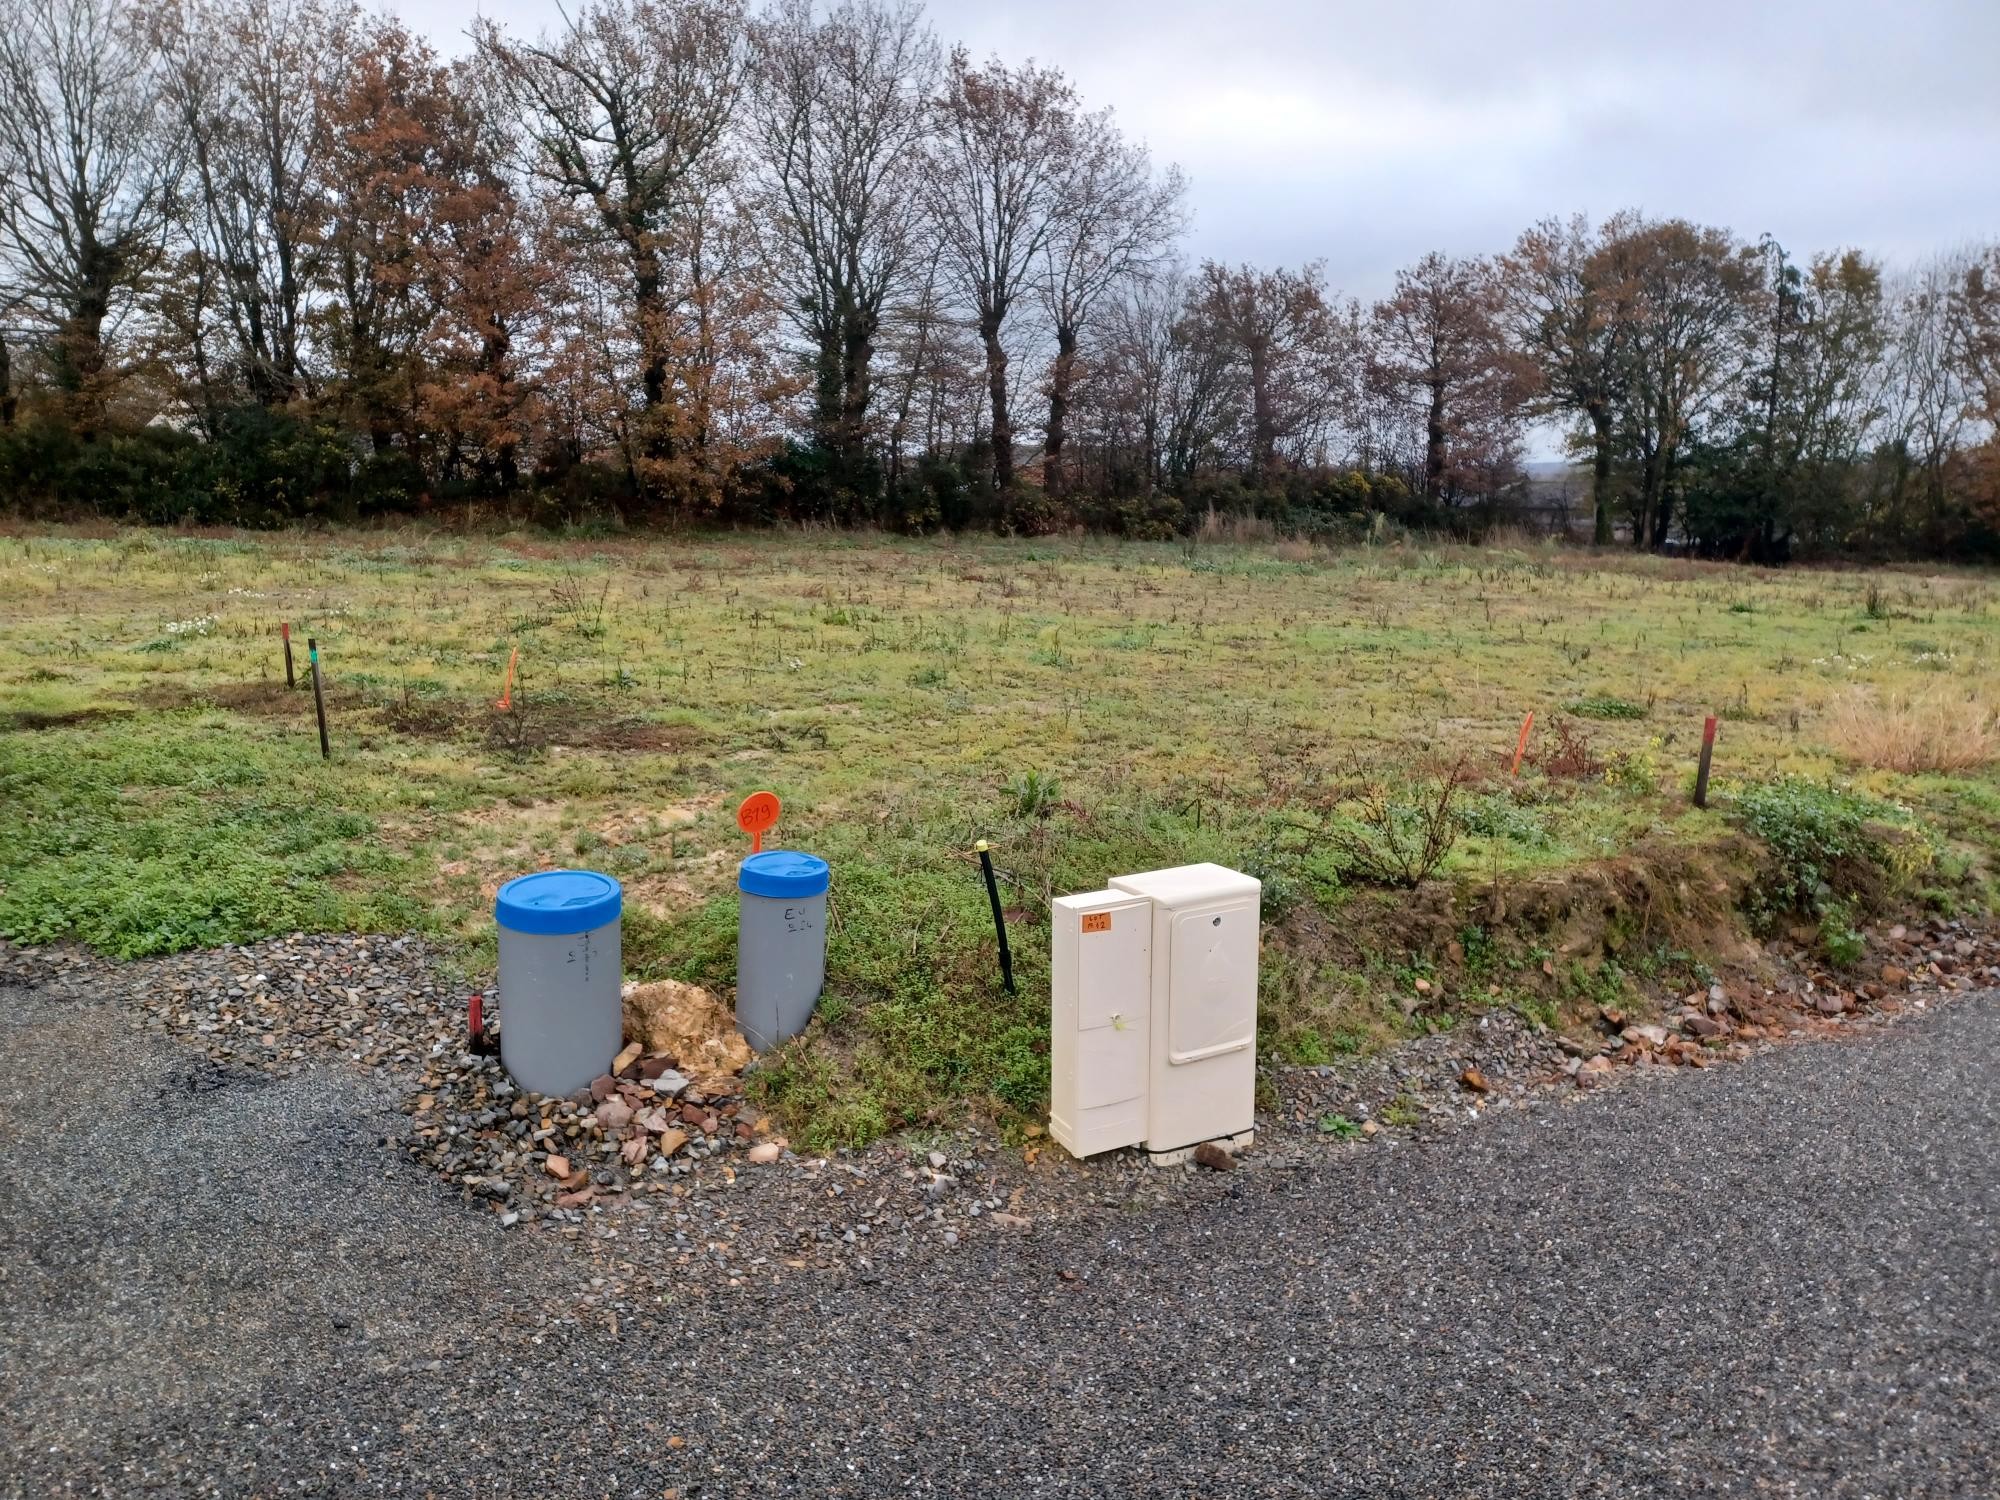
[
  {"left": 1588, "top": 404, "right": 1613, "bottom": 544},
  {"left": 56, "top": 254, "right": 117, "bottom": 434},
  {"left": 633, "top": 250, "right": 668, "bottom": 414},
  {"left": 838, "top": 312, "right": 875, "bottom": 481},
  {"left": 1645, "top": 460, "right": 1674, "bottom": 549},
  {"left": 980, "top": 312, "right": 1014, "bottom": 495},
  {"left": 1248, "top": 341, "right": 1276, "bottom": 483},
  {"left": 1044, "top": 323, "right": 1079, "bottom": 500},
  {"left": 0, "top": 334, "right": 13, "bottom": 427},
  {"left": 1632, "top": 448, "right": 1659, "bottom": 550},
  {"left": 1424, "top": 379, "right": 1447, "bottom": 501},
  {"left": 812, "top": 320, "right": 844, "bottom": 456}
]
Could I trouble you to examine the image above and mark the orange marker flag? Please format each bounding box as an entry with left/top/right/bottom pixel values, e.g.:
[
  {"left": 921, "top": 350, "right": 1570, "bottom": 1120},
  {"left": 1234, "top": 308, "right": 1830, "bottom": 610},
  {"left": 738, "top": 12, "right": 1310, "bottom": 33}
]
[
  {"left": 737, "top": 791, "right": 781, "bottom": 854},
  {"left": 1511, "top": 711, "right": 1534, "bottom": 776},
  {"left": 494, "top": 647, "right": 518, "bottom": 711}
]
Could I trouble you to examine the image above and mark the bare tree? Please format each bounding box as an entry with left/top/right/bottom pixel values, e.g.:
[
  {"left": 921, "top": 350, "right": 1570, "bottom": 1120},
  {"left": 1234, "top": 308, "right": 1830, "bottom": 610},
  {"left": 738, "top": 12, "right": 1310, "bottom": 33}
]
[
  {"left": 477, "top": 0, "right": 745, "bottom": 455},
  {"left": 1497, "top": 212, "right": 1640, "bottom": 543},
  {"left": 1875, "top": 250, "right": 1975, "bottom": 539},
  {"left": 925, "top": 47, "right": 1075, "bottom": 501},
  {"left": 149, "top": 0, "right": 355, "bottom": 412},
  {"left": 1193, "top": 260, "right": 1352, "bottom": 482},
  {"left": 1035, "top": 108, "right": 1184, "bottom": 497},
  {"left": 1616, "top": 218, "right": 1761, "bottom": 548},
  {"left": 747, "top": 0, "right": 936, "bottom": 489},
  {"left": 1368, "top": 250, "right": 1524, "bottom": 506},
  {"left": 0, "top": 0, "right": 181, "bottom": 428}
]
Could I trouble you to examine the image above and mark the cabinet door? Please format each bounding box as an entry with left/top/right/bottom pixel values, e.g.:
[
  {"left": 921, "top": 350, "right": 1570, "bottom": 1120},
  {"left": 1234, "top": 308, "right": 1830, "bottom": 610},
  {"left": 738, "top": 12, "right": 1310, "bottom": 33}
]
[
  {"left": 1167, "top": 904, "right": 1256, "bottom": 1063},
  {"left": 1076, "top": 1022, "right": 1145, "bottom": 1110},
  {"left": 1075, "top": 900, "right": 1149, "bottom": 1031}
]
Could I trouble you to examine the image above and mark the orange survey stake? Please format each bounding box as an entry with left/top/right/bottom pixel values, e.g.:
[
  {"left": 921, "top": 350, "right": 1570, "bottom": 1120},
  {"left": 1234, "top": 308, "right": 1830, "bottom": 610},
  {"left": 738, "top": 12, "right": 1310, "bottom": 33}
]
[
  {"left": 737, "top": 791, "right": 781, "bottom": 853},
  {"left": 1511, "top": 710, "right": 1535, "bottom": 777},
  {"left": 494, "top": 646, "right": 518, "bottom": 711}
]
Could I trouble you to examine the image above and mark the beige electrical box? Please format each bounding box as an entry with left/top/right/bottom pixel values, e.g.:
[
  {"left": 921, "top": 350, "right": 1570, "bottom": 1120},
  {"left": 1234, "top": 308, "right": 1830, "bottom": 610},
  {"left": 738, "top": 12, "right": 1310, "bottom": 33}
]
[
  {"left": 1110, "top": 863, "right": 1261, "bottom": 1155},
  {"left": 1049, "top": 889, "right": 1153, "bottom": 1157},
  {"left": 1050, "top": 864, "right": 1261, "bottom": 1162}
]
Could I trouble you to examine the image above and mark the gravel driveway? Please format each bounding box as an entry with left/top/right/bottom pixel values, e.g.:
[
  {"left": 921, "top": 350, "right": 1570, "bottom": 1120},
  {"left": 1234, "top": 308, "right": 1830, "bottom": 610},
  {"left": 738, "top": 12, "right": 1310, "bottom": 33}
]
[{"left": 1, "top": 980, "right": 1993, "bottom": 1499}]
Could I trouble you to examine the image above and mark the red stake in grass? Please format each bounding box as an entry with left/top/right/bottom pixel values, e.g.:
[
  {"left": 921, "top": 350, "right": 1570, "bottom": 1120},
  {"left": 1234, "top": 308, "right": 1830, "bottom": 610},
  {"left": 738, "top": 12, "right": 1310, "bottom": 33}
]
[
  {"left": 1694, "top": 715, "right": 1719, "bottom": 809},
  {"left": 468, "top": 992, "right": 489, "bottom": 1053},
  {"left": 1511, "top": 711, "right": 1535, "bottom": 777},
  {"left": 494, "top": 647, "right": 518, "bottom": 711}
]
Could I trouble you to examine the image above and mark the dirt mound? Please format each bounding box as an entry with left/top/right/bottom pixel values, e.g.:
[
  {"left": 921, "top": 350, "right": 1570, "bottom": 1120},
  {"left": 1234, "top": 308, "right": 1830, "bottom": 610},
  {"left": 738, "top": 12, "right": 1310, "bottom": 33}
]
[{"left": 621, "top": 979, "right": 749, "bottom": 1090}]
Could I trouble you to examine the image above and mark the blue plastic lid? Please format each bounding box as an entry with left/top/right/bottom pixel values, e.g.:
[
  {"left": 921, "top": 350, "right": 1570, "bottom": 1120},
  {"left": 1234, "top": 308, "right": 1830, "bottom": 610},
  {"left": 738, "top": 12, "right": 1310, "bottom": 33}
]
[
  {"left": 739, "top": 850, "right": 830, "bottom": 899},
  {"left": 495, "top": 869, "right": 622, "bottom": 935}
]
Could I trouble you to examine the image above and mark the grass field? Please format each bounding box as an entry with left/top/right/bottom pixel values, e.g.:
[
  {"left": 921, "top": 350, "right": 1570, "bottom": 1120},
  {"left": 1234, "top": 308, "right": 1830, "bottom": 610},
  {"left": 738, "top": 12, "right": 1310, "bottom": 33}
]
[{"left": 4, "top": 523, "right": 1997, "bottom": 1145}]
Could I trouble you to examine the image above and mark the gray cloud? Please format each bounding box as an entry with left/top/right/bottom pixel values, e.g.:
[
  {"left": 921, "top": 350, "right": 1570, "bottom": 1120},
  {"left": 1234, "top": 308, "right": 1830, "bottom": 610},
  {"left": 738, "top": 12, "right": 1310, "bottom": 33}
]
[{"left": 415, "top": 0, "right": 1999, "bottom": 298}]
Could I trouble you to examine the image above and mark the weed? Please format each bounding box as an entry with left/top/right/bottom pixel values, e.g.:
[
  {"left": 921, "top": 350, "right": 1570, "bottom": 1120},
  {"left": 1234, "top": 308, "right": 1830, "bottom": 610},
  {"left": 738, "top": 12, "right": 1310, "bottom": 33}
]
[
  {"left": 1459, "top": 792, "right": 1556, "bottom": 849},
  {"left": 1380, "top": 1095, "right": 1421, "bottom": 1128},
  {"left": 1318, "top": 1113, "right": 1362, "bottom": 1139},
  {"left": 1819, "top": 903, "right": 1867, "bottom": 967},
  {"left": 1004, "top": 770, "right": 1063, "bottom": 820},
  {"left": 550, "top": 566, "right": 610, "bottom": 638},
  {"left": 1326, "top": 758, "right": 1468, "bottom": 889},
  {"left": 1539, "top": 717, "right": 1602, "bottom": 779},
  {"left": 1603, "top": 739, "right": 1663, "bottom": 795}
]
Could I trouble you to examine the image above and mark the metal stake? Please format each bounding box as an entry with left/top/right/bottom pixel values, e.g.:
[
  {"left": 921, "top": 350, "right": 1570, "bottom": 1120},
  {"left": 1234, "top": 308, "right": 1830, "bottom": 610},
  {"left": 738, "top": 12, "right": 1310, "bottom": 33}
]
[{"left": 976, "top": 840, "right": 1015, "bottom": 994}]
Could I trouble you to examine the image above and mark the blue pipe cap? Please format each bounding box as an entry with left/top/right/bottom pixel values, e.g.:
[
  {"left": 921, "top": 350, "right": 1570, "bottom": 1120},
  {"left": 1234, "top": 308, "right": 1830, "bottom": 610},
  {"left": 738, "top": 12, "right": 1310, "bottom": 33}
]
[
  {"left": 495, "top": 869, "right": 622, "bottom": 935},
  {"left": 739, "top": 850, "right": 830, "bottom": 899}
]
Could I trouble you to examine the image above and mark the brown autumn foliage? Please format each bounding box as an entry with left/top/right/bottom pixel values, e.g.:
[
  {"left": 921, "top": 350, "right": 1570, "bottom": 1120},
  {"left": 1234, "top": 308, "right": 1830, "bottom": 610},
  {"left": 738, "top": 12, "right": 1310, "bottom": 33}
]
[{"left": 0, "top": 0, "right": 1993, "bottom": 557}]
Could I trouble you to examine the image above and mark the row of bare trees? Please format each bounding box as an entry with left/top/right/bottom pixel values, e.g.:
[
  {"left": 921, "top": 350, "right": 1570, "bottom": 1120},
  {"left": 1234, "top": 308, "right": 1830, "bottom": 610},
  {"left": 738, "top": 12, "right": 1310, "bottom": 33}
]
[{"left": 0, "top": 0, "right": 1995, "bottom": 552}]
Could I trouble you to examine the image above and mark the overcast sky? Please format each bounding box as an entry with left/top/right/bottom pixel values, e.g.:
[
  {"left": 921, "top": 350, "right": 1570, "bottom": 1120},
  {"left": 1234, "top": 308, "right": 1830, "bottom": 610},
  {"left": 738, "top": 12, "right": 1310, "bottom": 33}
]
[{"left": 407, "top": 0, "right": 2000, "bottom": 304}]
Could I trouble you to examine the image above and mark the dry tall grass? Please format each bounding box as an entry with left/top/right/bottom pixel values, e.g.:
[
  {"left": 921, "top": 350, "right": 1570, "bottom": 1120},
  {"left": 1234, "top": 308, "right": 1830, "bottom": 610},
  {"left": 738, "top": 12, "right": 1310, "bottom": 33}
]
[{"left": 1826, "top": 685, "right": 2000, "bottom": 773}]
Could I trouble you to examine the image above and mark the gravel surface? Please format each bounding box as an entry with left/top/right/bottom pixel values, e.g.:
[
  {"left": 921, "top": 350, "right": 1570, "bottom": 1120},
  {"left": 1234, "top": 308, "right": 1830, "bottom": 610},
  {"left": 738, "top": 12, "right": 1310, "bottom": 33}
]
[{"left": 2, "top": 973, "right": 1992, "bottom": 1498}]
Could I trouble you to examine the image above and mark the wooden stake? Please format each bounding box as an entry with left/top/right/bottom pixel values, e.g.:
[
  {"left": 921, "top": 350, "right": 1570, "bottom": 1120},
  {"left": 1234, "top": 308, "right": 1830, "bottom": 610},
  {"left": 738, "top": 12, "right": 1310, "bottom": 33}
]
[
  {"left": 1694, "top": 715, "right": 1718, "bottom": 808},
  {"left": 1511, "top": 711, "right": 1535, "bottom": 777},
  {"left": 308, "top": 636, "right": 330, "bottom": 760},
  {"left": 280, "top": 622, "right": 295, "bottom": 689}
]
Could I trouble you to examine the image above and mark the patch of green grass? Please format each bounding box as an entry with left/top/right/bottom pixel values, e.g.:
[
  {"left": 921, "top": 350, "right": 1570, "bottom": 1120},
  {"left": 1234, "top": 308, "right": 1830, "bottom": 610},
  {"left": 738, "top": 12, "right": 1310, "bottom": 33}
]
[
  {"left": 1566, "top": 694, "right": 1647, "bottom": 720},
  {"left": 0, "top": 716, "right": 422, "bottom": 957}
]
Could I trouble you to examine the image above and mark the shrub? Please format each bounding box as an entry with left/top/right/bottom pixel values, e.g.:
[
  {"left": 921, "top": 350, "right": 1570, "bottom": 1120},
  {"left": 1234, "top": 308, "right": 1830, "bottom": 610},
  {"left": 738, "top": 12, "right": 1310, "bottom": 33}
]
[
  {"left": 1733, "top": 775, "right": 1903, "bottom": 921},
  {"left": 1602, "top": 739, "right": 1664, "bottom": 794},
  {"left": 1538, "top": 716, "right": 1602, "bottom": 779},
  {"left": 1326, "top": 758, "right": 1467, "bottom": 888}
]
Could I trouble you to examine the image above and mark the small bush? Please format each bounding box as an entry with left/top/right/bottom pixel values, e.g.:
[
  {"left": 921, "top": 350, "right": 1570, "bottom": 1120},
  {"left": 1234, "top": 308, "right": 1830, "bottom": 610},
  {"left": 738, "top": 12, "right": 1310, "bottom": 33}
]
[
  {"left": 1602, "top": 739, "right": 1664, "bottom": 794},
  {"left": 1326, "top": 758, "right": 1467, "bottom": 888},
  {"left": 1538, "top": 717, "right": 1602, "bottom": 779},
  {"left": 1733, "top": 775, "right": 1901, "bottom": 921}
]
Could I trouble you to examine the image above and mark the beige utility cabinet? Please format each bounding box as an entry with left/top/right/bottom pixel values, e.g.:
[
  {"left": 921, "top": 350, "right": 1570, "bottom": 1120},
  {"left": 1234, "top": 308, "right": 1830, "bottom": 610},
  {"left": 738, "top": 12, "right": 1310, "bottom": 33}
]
[
  {"left": 1051, "top": 863, "right": 1260, "bottom": 1161},
  {"left": 1049, "top": 889, "right": 1153, "bottom": 1157}
]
